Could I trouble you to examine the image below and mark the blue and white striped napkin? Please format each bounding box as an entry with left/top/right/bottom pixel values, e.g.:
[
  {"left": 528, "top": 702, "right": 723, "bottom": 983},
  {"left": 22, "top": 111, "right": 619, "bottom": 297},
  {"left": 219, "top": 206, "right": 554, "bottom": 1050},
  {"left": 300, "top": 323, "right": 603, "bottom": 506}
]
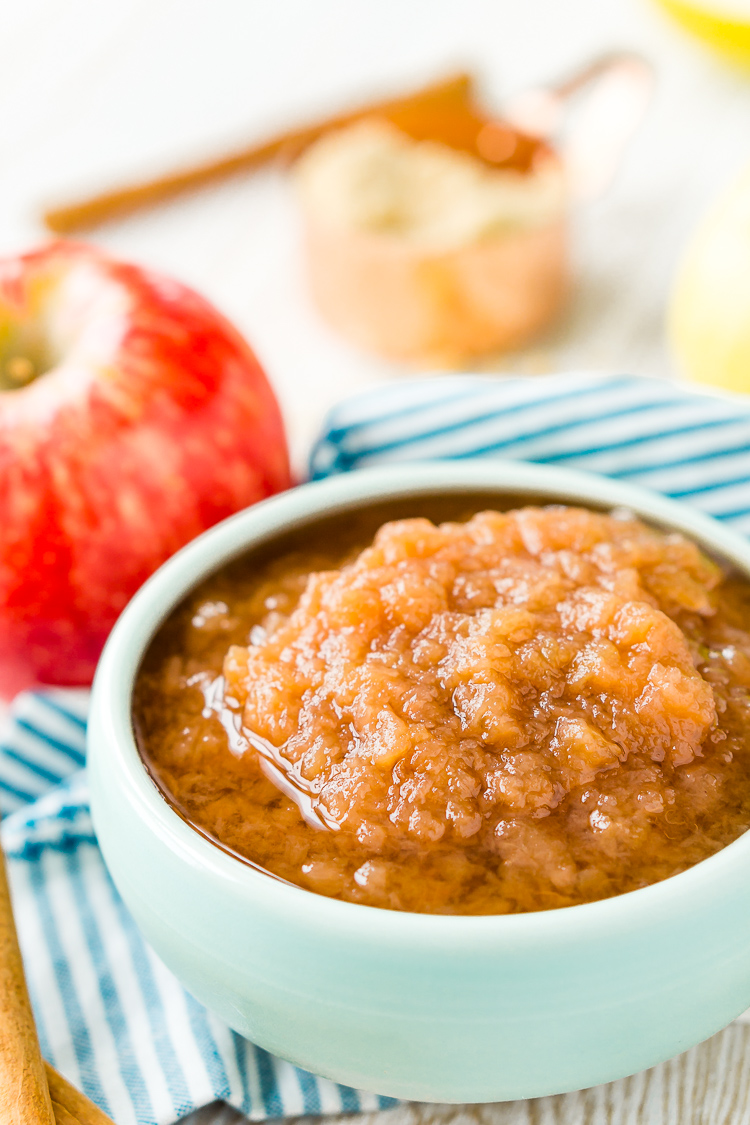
[
  {"left": 311, "top": 372, "right": 750, "bottom": 535},
  {"left": 3, "top": 372, "right": 750, "bottom": 1125}
]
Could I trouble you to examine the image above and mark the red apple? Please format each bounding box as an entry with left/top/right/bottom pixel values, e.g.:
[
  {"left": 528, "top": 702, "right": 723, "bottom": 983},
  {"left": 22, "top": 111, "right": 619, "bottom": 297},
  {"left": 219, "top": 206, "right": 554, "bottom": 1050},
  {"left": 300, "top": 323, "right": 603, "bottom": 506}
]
[{"left": 0, "top": 242, "right": 291, "bottom": 695}]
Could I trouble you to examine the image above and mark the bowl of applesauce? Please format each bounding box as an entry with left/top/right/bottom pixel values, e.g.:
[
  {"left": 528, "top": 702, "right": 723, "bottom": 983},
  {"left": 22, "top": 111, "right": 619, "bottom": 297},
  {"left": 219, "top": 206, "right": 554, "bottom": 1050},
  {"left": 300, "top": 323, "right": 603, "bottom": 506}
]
[{"left": 88, "top": 459, "right": 750, "bottom": 1103}]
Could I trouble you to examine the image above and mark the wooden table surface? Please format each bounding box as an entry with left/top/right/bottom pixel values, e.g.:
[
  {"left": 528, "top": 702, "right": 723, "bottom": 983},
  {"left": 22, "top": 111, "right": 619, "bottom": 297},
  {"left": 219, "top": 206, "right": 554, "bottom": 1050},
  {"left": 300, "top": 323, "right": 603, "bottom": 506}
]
[{"left": 4, "top": 1, "right": 750, "bottom": 1121}]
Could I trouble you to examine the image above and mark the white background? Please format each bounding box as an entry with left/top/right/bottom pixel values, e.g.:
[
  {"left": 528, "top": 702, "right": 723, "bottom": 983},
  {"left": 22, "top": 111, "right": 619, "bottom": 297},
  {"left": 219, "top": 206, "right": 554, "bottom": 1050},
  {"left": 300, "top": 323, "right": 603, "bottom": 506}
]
[{"left": 2, "top": 0, "right": 750, "bottom": 472}]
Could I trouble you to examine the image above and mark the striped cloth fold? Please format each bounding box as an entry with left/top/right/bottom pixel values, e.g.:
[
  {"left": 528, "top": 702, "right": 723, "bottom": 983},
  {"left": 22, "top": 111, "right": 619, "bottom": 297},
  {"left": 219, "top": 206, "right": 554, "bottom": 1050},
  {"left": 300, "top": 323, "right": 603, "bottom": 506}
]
[
  {"left": 3, "top": 371, "right": 750, "bottom": 1125},
  {"left": 311, "top": 372, "right": 750, "bottom": 533}
]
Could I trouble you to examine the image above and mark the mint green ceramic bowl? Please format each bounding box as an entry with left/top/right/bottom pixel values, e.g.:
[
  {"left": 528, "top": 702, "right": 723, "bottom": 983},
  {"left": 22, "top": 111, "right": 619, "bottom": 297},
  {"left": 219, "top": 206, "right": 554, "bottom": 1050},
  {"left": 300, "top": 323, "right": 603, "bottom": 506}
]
[{"left": 88, "top": 460, "right": 750, "bottom": 1103}]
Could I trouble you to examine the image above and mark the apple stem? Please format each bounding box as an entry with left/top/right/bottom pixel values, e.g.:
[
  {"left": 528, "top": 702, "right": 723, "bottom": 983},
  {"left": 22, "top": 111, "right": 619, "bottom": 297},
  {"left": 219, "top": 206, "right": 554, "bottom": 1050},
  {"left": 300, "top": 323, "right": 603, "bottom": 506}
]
[{"left": 3, "top": 356, "right": 35, "bottom": 388}]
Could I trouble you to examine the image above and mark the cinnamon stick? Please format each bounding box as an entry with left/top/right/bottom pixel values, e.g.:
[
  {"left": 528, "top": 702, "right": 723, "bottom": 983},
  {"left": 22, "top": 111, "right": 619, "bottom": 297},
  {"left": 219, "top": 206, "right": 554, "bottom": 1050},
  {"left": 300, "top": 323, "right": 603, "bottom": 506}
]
[
  {"left": 43, "top": 71, "right": 474, "bottom": 234},
  {"left": 0, "top": 837, "right": 55, "bottom": 1125},
  {"left": 45, "top": 1064, "right": 114, "bottom": 1125},
  {"left": 0, "top": 829, "right": 116, "bottom": 1125}
]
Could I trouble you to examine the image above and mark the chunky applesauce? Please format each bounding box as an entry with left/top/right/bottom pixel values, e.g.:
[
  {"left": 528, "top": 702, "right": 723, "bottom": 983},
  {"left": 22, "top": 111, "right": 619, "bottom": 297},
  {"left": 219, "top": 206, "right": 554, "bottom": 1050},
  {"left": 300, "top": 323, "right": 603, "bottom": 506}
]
[{"left": 133, "top": 499, "right": 750, "bottom": 914}]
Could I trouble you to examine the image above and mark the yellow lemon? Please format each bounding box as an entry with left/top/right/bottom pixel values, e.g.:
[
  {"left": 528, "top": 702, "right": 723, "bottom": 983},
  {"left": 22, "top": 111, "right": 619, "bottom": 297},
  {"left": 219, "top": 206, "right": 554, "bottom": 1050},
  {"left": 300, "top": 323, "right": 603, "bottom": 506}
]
[
  {"left": 654, "top": 0, "right": 750, "bottom": 68},
  {"left": 669, "top": 161, "right": 750, "bottom": 392}
]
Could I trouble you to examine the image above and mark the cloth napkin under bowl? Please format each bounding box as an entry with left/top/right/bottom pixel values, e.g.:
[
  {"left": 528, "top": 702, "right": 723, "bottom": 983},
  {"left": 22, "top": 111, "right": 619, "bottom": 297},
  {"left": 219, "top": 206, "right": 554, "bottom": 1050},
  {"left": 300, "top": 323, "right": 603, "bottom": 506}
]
[{"left": 4, "top": 372, "right": 750, "bottom": 1125}]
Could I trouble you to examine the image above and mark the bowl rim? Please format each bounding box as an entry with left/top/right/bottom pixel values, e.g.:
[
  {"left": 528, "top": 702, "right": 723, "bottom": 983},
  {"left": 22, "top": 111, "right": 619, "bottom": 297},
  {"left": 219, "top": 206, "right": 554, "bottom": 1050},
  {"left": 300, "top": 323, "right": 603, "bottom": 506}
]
[{"left": 90, "top": 457, "right": 750, "bottom": 944}]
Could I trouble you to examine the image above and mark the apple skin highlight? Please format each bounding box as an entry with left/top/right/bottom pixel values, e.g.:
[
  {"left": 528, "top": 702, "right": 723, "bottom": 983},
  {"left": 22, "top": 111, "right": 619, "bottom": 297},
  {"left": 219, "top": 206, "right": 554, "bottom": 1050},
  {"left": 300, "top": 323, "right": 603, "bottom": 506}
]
[{"left": 0, "top": 242, "right": 291, "bottom": 695}]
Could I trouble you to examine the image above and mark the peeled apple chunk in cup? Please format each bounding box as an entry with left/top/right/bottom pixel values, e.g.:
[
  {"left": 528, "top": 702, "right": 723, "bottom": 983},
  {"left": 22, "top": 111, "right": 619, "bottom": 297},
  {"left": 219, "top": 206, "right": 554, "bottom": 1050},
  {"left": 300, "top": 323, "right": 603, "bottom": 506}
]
[
  {"left": 0, "top": 242, "right": 291, "bottom": 696},
  {"left": 669, "top": 161, "right": 750, "bottom": 393}
]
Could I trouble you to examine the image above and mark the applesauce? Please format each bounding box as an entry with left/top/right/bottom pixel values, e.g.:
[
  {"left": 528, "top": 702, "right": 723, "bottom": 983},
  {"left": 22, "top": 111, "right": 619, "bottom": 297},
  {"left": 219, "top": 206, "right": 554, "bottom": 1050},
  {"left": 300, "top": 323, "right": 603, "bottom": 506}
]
[{"left": 133, "top": 497, "right": 750, "bottom": 915}]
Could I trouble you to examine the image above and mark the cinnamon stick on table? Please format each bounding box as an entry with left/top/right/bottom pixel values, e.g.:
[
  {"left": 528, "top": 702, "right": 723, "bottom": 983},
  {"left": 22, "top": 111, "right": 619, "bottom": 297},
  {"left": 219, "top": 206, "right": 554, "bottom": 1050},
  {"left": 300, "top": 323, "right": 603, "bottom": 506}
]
[
  {"left": 43, "top": 71, "right": 474, "bottom": 234},
  {"left": 0, "top": 827, "right": 115, "bottom": 1125}
]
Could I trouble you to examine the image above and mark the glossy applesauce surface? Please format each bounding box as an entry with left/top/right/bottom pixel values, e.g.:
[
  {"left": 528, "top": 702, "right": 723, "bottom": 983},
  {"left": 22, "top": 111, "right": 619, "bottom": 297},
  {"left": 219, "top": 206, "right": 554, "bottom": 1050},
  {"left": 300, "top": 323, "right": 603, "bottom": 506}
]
[{"left": 133, "top": 498, "right": 750, "bottom": 914}]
